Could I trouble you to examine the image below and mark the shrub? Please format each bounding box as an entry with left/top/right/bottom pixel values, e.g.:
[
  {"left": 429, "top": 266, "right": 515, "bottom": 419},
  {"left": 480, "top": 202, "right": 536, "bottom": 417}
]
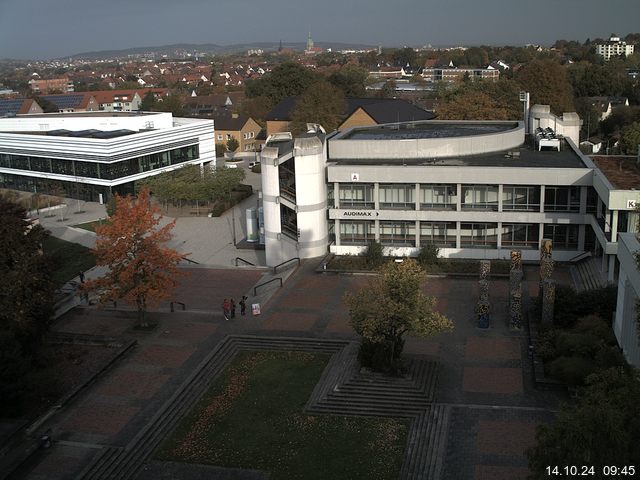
[
  {"left": 545, "top": 356, "right": 596, "bottom": 386},
  {"left": 553, "top": 285, "right": 618, "bottom": 328},
  {"left": 363, "top": 241, "right": 384, "bottom": 268},
  {"left": 251, "top": 164, "right": 262, "bottom": 174},
  {"left": 417, "top": 243, "right": 439, "bottom": 266}
]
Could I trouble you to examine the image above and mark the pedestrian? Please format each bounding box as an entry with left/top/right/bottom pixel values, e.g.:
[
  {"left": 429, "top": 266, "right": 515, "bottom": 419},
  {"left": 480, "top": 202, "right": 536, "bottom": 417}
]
[
  {"left": 78, "top": 271, "right": 85, "bottom": 283},
  {"left": 222, "top": 298, "right": 230, "bottom": 321},
  {"left": 230, "top": 298, "right": 236, "bottom": 318},
  {"left": 239, "top": 295, "right": 247, "bottom": 316}
]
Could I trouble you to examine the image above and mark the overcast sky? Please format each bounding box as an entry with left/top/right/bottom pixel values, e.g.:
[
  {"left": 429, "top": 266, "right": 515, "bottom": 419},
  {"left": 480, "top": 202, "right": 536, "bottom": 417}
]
[{"left": 1, "top": 0, "right": 639, "bottom": 60}]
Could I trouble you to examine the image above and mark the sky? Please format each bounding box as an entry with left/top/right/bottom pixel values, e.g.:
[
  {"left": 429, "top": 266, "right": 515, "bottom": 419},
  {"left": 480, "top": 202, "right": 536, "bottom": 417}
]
[{"left": 0, "top": 0, "right": 639, "bottom": 60}]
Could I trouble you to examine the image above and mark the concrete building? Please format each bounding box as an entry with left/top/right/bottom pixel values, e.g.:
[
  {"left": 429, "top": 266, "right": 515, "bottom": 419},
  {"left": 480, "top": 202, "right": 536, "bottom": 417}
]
[
  {"left": 421, "top": 65, "right": 499, "bottom": 83},
  {"left": 596, "top": 34, "right": 635, "bottom": 61},
  {"left": 258, "top": 106, "right": 640, "bottom": 280},
  {"left": 614, "top": 232, "right": 640, "bottom": 368},
  {"left": 28, "top": 77, "right": 74, "bottom": 94},
  {"left": 0, "top": 111, "right": 215, "bottom": 202}
]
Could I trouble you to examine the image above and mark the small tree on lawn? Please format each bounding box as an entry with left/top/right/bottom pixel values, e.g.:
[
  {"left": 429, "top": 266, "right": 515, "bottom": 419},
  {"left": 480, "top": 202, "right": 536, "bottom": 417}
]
[
  {"left": 345, "top": 259, "right": 453, "bottom": 373},
  {"left": 83, "top": 187, "right": 184, "bottom": 327}
]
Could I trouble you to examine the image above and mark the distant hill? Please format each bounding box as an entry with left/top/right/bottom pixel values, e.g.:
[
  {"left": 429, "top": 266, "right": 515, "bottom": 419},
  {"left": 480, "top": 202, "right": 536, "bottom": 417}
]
[{"left": 65, "top": 41, "right": 377, "bottom": 60}]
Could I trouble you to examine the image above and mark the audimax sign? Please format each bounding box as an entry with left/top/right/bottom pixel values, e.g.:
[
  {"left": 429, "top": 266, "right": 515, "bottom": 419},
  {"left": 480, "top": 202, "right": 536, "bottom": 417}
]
[{"left": 342, "top": 211, "right": 380, "bottom": 217}]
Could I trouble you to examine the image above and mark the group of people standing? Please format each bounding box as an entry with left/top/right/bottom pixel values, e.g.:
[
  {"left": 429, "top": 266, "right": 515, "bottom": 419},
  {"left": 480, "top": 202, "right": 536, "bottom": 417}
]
[{"left": 222, "top": 295, "right": 248, "bottom": 321}]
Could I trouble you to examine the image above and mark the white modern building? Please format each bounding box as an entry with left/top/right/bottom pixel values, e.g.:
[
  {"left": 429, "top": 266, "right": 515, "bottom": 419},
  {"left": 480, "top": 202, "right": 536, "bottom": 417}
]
[
  {"left": 0, "top": 111, "right": 215, "bottom": 202},
  {"left": 259, "top": 106, "right": 640, "bottom": 281},
  {"left": 614, "top": 232, "right": 640, "bottom": 368},
  {"left": 596, "top": 34, "right": 635, "bottom": 61}
]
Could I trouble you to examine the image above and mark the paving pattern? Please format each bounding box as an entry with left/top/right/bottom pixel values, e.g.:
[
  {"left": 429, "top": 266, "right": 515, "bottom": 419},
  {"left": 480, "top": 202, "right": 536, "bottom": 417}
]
[{"left": 14, "top": 262, "right": 569, "bottom": 480}]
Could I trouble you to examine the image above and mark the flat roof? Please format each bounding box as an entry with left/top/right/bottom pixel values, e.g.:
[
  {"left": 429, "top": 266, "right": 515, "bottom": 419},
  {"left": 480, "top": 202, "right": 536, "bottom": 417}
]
[
  {"left": 339, "top": 121, "right": 518, "bottom": 140},
  {"left": 592, "top": 156, "right": 640, "bottom": 189},
  {"left": 16, "top": 111, "right": 160, "bottom": 119},
  {"left": 329, "top": 138, "right": 587, "bottom": 169}
]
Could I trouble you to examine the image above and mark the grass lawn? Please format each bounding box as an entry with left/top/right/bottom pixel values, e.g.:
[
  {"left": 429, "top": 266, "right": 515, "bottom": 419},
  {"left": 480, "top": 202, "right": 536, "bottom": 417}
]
[
  {"left": 42, "top": 236, "right": 95, "bottom": 288},
  {"left": 71, "top": 219, "right": 107, "bottom": 232},
  {"left": 157, "top": 350, "right": 409, "bottom": 480}
]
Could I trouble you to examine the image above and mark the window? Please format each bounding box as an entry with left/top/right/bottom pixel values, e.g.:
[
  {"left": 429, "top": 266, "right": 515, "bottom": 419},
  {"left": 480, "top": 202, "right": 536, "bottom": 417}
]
[
  {"left": 543, "top": 224, "right": 579, "bottom": 249},
  {"left": 217, "top": 134, "right": 223, "bottom": 140},
  {"left": 503, "top": 186, "right": 540, "bottom": 211},
  {"left": 280, "top": 204, "right": 298, "bottom": 240},
  {"left": 379, "top": 221, "right": 416, "bottom": 246},
  {"left": 461, "top": 185, "right": 499, "bottom": 210},
  {"left": 544, "top": 186, "right": 580, "bottom": 212},
  {"left": 460, "top": 223, "right": 498, "bottom": 248},
  {"left": 338, "top": 184, "right": 374, "bottom": 209},
  {"left": 226, "top": 134, "right": 232, "bottom": 140},
  {"left": 379, "top": 184, "right": 415, "bottom": 209},
  {"left": 501, "top": 223, "right": 539, "bottom": 248},
  {"left": 340, "top": 221, "right": 374, "bottom": 245},
  {"left": 420, "top": 184, "right": 457, "bottom": 210},
  {"left": 420, "top": 222, "right": 456, "bottom": 247}
]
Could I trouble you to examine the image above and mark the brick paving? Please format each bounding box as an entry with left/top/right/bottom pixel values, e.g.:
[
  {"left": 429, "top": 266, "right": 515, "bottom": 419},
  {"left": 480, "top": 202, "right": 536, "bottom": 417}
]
[
  {"left": 463, "top": 367, "right": 524, "bottom": 394},
  {"left": 19, "top": 262, "right": 572, "bottom": 480}
]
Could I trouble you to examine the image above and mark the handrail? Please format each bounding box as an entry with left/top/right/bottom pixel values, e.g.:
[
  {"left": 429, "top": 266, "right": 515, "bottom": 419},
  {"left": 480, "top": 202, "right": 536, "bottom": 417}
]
[
  {"left": 254, "top": 277, "right": 283, "bottom": 296},
  {"left": 273, "top": 257, "right": 300, "bottom": 274},
  {"left": 181, "top": 256, "right": 199, "bottom": 265},
  {"left": 170, "top": 301, "right": 186, "bottom": 312},
  {"left": 235, "top": 257, "right": 255, "bottom": 267},
  {"left": 568, "top": 251, "right": 592, "bottom": 263}
]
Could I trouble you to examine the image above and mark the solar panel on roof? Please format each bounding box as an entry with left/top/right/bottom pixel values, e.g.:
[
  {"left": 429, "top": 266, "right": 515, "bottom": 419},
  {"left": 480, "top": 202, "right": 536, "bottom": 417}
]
[
  {"left": 41, "top": 94, "right": 84, "bottom": 109},
  {"left": 0, "top": 99, "right": 25, "bottom": 116}
]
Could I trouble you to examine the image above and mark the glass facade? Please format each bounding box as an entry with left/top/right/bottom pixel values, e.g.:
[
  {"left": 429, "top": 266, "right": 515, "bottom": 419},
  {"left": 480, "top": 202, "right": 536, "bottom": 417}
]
[
  {"left": 544, "top": 186, "right": 580, "bottom": 212},
  {"left": 0, "top": 173, "right": 112, "bottom": 202},
  {"left": 340, "top": 220, "right": 375, "bottom": 245},
  {"left": 460, "top": 222, "right": 498, "bottom": 248},
  {"left": 338, "top": 184, "right": 374, "bottom": 209},
  {"left": 379, "top": 184, "right": 415, "bottom": 209},
  {"left": 543, "top": 224, "right": 579, "bottom": 249},
  {"left": 461, "top": 185, "right": 499, "bottom": 210},
  {"left": 420, "top": 184, "right": 457, "bottom": 210},
  {"left": 420, "top": 222, "right": 456, "bottom": 247},
  {"left": 0, "top": 144, "right": 198, "bottom": 181},
  {"left": 502, "top": 186, "right": 540, "bottom": 211},
  {"left": 501, "top": 223, "right": 540, "bottom": 248},
  {"left": 379, "top": 221, "right": 416, "bottom": 246}
]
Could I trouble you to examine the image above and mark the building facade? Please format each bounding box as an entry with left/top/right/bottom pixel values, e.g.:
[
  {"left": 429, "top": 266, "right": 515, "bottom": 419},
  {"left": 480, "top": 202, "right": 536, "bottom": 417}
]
[
  {"left": 596, "top": 34, "right": 635, "bottom": 61},
  {"left": 0, "top": 112, "right": 215, "bottom": 202},
  {"left": 259, "top": 108, "right": 640, "bottom": 280}
]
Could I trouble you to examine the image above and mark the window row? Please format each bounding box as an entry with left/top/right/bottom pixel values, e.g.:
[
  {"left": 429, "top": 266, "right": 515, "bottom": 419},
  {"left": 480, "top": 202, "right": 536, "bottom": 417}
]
[
  {"left": 0, "top": 145, "right": 199, "bottom": 181},
  {"left": 334, "top": 184, "right": 585, "bottom": 212},
  {"left": 338, "top": 220, "right": 579, "bottom": 249}
]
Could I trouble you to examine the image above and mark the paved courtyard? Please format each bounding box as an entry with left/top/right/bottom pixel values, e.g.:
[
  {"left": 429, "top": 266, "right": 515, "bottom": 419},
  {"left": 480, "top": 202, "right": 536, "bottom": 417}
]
[{"left": 17, "top": 261, "right": 567, "bottom": 480}]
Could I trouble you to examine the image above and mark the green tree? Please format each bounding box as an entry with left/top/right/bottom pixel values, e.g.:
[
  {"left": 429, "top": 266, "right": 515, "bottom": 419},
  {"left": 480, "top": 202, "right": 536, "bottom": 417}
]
[
  {"left": 328, "top": 65, "right": 368, "bottom": 97},
  {"left": 139, "top": 90, "right": 156, "bottom": 111},
  {"left": 345, "top": 259, "right": 453, "bottom": 372},
  {"left": 437, "top": 79, "right": 522, "bottom": 120},
  {"left": 620, "top": 121, "right": 640, "bottom": 155},
  {"left": 378, "top": 79, "right": 397, "bottom": 98},
  {"left": 515, "top": 59, "right": 575, "bottom": 114},
  {"left": 215, "top": 142, "right": 228, "bottom": 157},
  {"left": 0, "top": 196, "right": 54, "bottom": 352},
  {"left": 527, "top": 368, "right": 640, "bottom": 478},
  {"left": 245, "top": 61, "right": 319, "bottom": 105},
  {"left": 226, "top": 136, "right": 239, "bottom": 153},
  {"left": 290, "top": 80, "right": 347, "bottom": 134},
  {"left": 153, "top": 91, "right": 184, "bottom": 116}
]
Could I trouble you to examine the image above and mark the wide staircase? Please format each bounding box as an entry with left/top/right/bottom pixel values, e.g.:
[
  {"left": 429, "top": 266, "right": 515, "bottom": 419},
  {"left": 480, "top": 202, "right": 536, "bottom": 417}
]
[
  {"left": 570, "top": 256, "right": 607, "bottom": 292},
  {"left": 77, "top": 336, "right": 449, "bottom": 480}
]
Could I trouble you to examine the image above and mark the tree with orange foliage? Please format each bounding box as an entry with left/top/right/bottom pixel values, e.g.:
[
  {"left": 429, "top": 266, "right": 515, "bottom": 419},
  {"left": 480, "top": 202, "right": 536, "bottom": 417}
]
[{"left": 84, "top": 187, "right": 184, "bottom": 327}]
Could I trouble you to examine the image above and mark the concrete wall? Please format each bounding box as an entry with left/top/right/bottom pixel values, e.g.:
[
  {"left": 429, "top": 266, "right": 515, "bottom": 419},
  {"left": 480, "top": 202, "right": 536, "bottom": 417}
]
[
  {"left": 614, "top": 233, "right": 640, "bottom": 368},
  {"left": 529, "top": 105, "right": 581, "bottom": 146},
  {"left": 293, "top": 136, "right": 329, "bottom": 260},
  {"left": 329, "top": 121, "right": 524, "bottom": 159},
  {"left": 0, "top": 111, "right": 174, "bottom": 132}
]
